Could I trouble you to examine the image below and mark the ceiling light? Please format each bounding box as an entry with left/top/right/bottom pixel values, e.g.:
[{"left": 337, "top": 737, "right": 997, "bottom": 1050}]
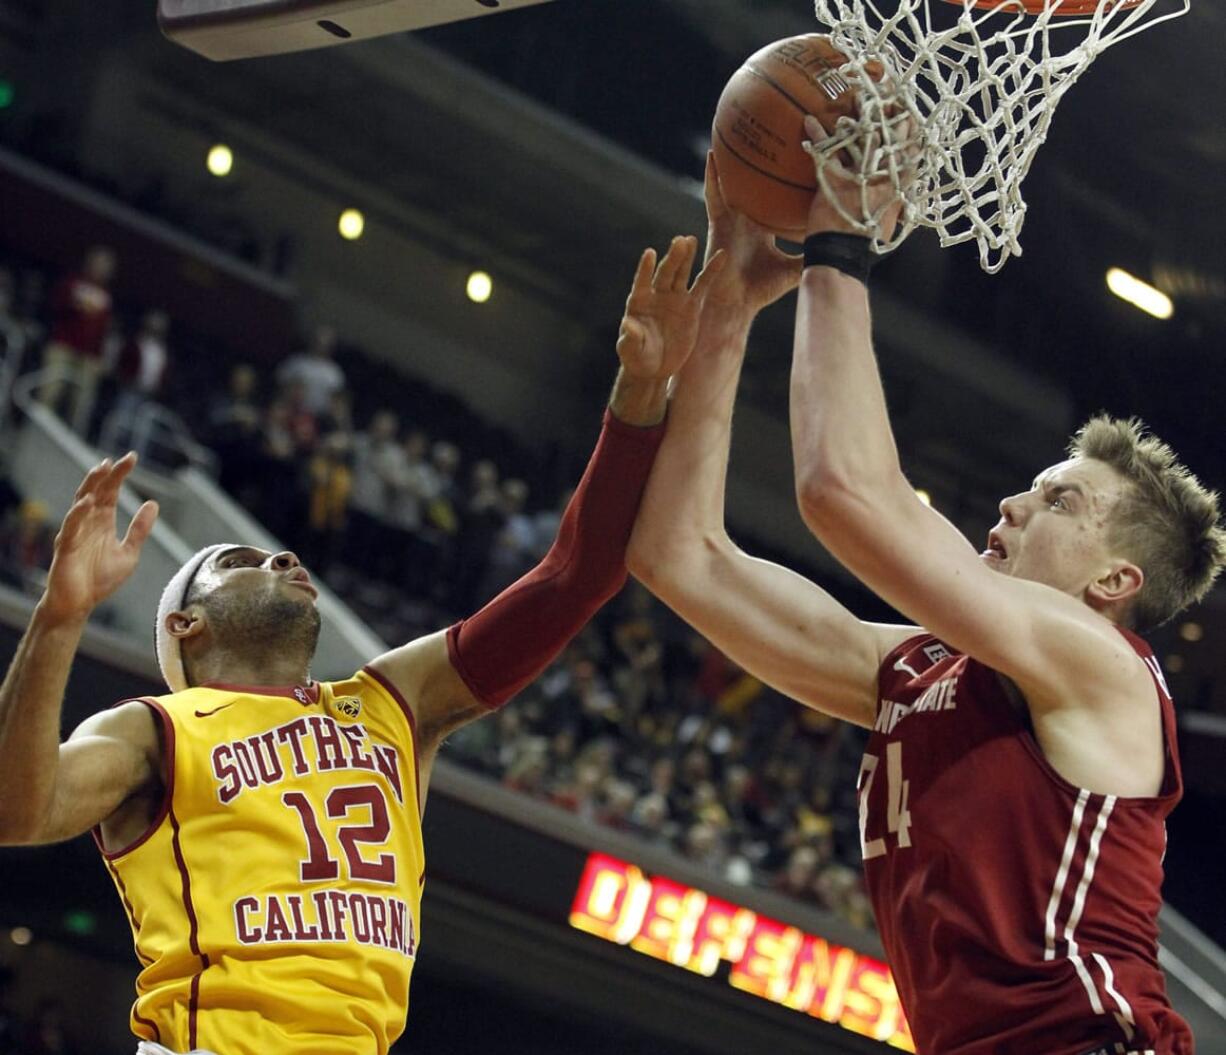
[
  {"left": 206, "top": 144, "right": 233, "bottom": 178},
  {"left": 1106, "top": 268, "right": 1172, "bottom": 320},
  {"left": 914, "top": 489, "right": 932, "bottom": 506},
  {"left": 467, "top": 270, "right": 493, "bottom": 304},
  {"left": 1178, "top": 621, "right": 1203, "bottom": 643},
  {"left": 338, "top": 209, "right": 365, "bottom": 241}
]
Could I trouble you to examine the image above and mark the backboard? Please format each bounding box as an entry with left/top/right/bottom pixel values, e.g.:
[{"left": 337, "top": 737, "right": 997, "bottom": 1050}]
[{"left": 158, "top": 0, "right": 558, "bottom": 61}]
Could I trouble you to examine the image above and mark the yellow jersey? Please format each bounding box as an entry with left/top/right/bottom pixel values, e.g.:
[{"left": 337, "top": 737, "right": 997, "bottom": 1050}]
[{"left": 94, "top": 668, "right": 424, "bottom": 1055}]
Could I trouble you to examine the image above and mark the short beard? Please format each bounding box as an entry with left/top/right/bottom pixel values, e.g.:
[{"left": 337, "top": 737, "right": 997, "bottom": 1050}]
[{"left": 191, "top": 591, "right": 322, "bottom": 680}]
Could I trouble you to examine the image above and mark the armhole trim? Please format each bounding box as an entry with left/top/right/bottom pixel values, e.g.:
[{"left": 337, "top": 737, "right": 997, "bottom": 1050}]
[
  {"left": 92, "top": 698, "right": 176, "bottom": 861},
  {"left": 874, "top": 631, "right": 935, "bottom": 717},
  {"left": 361, "top": 665, "right": 422, "bottom": 818}
]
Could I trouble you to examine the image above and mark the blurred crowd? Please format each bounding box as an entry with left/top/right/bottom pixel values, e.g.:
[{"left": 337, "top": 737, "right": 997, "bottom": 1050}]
[
  {"left": 447, "top": 589, "right": 872, "bottom": 923},
  {"left": 0, "top": 244, "right": 873, "bottom": 927}
]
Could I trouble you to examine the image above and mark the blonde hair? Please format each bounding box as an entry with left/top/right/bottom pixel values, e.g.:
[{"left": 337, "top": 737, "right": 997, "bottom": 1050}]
[{"left": 1070, "top": 416, "right": 1226, "bottom": 631}]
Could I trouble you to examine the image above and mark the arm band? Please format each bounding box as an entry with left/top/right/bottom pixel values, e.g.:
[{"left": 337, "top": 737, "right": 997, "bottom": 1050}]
[
  {"left": 445, "top": 409, "right": 665, "bottom": 709},
  {"left": 803, "top": 232, "right": 876, "bottom": 284}
]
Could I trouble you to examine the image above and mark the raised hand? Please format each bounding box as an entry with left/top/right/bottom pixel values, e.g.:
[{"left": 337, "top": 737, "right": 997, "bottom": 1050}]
[
  {"left": 702, "top": 152, "right": 805, "bottom": 317},
  {"left": 40, "top": 453, "right": 159, "bottom": 625},
  {"left": 616, "top": 235, "right": 727, "bottom": 383}
]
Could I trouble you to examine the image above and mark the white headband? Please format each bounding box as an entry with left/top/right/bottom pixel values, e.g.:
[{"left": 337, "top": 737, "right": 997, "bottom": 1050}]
[{"left": 155, "top": 544, "right": 236, "bottom": 693}]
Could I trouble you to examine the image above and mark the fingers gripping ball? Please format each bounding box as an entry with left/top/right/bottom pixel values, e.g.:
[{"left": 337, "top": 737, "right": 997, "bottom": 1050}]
[{"left": 712, "top": 34, "right": 883, "bottom": 240}]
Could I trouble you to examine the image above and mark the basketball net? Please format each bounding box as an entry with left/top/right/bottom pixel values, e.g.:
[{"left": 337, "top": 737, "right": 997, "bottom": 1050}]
[{"left": 809, "top": 0, "right": 1189, "bottom": 272}]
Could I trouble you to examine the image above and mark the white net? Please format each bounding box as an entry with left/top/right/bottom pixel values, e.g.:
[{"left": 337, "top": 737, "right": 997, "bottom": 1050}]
[{"left": 809, "top": 0, "right": 1189, "bottom": 272}]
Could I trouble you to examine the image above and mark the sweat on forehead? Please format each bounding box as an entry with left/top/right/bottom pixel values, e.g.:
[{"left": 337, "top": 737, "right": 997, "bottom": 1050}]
[{"left": 182, "top": 546, "right": 270, "bottom": 607}]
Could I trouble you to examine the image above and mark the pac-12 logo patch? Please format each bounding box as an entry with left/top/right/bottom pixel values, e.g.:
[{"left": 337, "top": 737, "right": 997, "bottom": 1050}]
[{"left": 334, "top": 696, "right": 362, "bottom": 719}]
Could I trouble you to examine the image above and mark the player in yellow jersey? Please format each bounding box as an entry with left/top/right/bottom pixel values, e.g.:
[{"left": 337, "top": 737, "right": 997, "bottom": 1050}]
[{"left": 0, "top": 237, "right": 725, "bottom": 1055}]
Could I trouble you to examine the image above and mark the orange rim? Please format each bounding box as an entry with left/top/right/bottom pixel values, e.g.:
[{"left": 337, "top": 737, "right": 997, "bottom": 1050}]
[{"left": 941, "top": 0, "right": 1147, "bottom": 14}]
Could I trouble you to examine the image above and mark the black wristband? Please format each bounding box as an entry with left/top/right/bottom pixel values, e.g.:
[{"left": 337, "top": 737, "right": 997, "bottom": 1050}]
[{"left": 803, "top": 232, "right": 876, "bottom": 284}]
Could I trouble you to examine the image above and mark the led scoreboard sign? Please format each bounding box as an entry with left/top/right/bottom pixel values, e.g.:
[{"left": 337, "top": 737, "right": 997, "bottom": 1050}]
[{"left": 570, "top": 852, "right": 915, "bottom": 1051}]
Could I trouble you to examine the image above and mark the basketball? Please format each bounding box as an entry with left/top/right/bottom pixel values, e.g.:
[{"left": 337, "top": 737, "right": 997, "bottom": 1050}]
[{"left": 712, "top": 34, "right": 876, "bottom": 240}]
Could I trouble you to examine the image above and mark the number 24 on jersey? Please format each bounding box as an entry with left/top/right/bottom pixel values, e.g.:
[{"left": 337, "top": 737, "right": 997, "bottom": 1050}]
[{"left": 858, "top": 743, "right": 912, "bottom": 861}]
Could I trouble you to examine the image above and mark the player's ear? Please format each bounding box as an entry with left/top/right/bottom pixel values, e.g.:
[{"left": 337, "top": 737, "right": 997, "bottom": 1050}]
[
  {"left": 165, "top": 609, "right": 206, "bottom": 641},
  {"left": 1086, "top": 560, "right": 1143, "bottom": 611}
]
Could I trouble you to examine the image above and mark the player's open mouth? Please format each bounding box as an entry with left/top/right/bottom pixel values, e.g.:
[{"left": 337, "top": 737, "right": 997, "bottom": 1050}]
[
  {"left": 284, "top": 570, "right": 318, "bottom": 596},
  {"left": 983, "top": 533, "right": 1007, "bottom": 561}
]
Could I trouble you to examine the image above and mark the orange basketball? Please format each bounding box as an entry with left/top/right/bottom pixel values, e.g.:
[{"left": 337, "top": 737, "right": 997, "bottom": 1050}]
[{"left": 712, "top": 34, "right": 877, "bottom": 240}]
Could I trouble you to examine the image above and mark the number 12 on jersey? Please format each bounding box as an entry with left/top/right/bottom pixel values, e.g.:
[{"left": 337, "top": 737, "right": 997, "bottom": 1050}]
[{"left": 858, "top": 742, "right": 912, "bottom": 860}]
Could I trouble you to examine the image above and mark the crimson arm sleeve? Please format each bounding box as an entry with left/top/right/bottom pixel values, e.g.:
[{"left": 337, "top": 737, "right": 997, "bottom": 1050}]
[{"left": 445, "top": 409, "right": 666, "bottom": 708}]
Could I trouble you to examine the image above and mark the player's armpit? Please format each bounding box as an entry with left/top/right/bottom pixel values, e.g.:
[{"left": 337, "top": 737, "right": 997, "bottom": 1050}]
[
  {"left": 632, "top": 531, "right": 915, "bottom": 728},
  {"left": 798, "top": 472, "right": 1145, "bottom": 711},
  {"left": 26, "top": 701, "right": 160, "bottom": 846},
  {"left": 367, "top": 631, "right": 487, "bottom": 750}
]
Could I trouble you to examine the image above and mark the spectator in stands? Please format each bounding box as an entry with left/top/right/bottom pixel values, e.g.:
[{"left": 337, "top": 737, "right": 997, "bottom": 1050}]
[
  {"left": 682, "top": 819, "right": 727, "bottom": 871},
  {"left": 549, "top": 758, "right": 605, "bottom": 820},
  {"left": 502, "top": 737, "right": 551, "bottom": 796},
  {"left": 480, "top": 477, "right": 536, "bottom": 597},
  {"left": 453, "top": 458, "right": 505, "bottom": 611},
  {"left": 598, "top": 777, "right": 638, "bottom": 831},
  {"left": 275, "top": 323, "right": 345, "bottom": 416},
  {"left": 305, "top": 390, "right": 355, "bottom": 573},
  {"left": 529, "top": 486, "right": 572, "bottom": 561},
  {"left": 39, "top": 245, "right": 116, "bottom": 435},
  {"left": 610, "top": 583, "right": 666, "bottom": 714},
  {"left": 258, "top": 378, "right": 316, "bottom": 537},
  {"left": 0, "top": 498, "right": 54, "bottom": 594},
  {"left": 208, "top": 364, "right": 265, "bottom": 502},
  {"left": 629, "top": 790, "right": 674, "bottom": 841},
  {"left": 775, "top": 845, "right": 822, "bottom": 901},
  {"left": 348, "top": 410, "right": 405, "bottom": 583},
  {"left": 107, "top": 309, "right": 171, "bottom": 459},
  {"left": 387, "top": 429, "right": 441, "bottom": 599},
  {"left": 421, "top": 441, "right": 462, "bottom": 590}
]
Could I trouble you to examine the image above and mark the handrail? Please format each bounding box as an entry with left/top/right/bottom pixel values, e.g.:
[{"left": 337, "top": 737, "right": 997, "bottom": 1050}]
[
  {"left": 99, "top": 399, "right": 220, "bottom": 478},
  {"left": 11, "top": 364, "right": 219, "bottom": 479},
  {"left": 10, "top": 363, "right": 82, "bottom": 415}
]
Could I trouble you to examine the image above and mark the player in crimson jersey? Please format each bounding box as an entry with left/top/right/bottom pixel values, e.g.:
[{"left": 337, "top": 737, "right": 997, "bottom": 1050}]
[
  {"left": 0, "top": 236, "right": 724, "bottom": 1055},
  {"left": 628, "top": 142, "right": 1222, "bottom": 1054}
]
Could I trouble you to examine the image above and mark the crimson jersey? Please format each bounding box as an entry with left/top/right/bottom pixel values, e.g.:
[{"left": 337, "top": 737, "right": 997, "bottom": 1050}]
[{"left": 862, "top": 629, "right": 1193, "bottom": 1055}]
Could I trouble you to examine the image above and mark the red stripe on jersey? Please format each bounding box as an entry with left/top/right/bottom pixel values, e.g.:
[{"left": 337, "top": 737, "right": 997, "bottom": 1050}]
[
  {"left": 169, "top": 803, "right": 209, "bottom": 1048},
  {"left": 132, "top": 1006, "right": 162, "bottom": 1044}
]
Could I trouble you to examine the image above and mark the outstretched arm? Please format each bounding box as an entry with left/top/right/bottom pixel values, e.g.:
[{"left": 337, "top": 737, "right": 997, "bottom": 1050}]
[
  {"left": 790, "top": 117, "right": 1141, "bottom": 710},
  {"left": 628, "top": 156, "right": 914, "bottom": 729},
  {"left": 369, "top": 238, "right": 725, "bottom": 760},
  {"left": 0, "top": 455, "right": 160, "bottom": 845}
]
